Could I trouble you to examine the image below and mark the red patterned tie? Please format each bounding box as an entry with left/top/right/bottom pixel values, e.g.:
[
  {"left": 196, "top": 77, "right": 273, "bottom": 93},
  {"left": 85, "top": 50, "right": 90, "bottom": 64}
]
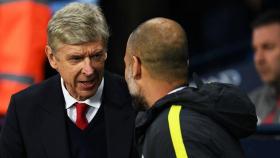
[{"left": 75, "top": 103, "right": 89, "bottom": 130}]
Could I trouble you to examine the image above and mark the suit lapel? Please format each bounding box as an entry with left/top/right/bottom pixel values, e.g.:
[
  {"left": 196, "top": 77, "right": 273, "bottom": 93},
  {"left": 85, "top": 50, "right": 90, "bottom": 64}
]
[
  {"left": 103, "top": 72, "right": 135, "bottom": 158},
  {"left": 38, "top": 75, "right": 71, "bottom": 158}
]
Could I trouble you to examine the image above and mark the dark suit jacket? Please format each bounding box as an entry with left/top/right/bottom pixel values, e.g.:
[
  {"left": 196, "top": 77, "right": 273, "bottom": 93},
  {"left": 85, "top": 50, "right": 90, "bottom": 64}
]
[{"left": 0, "top": 72, "right": 137, "bottom": 158}]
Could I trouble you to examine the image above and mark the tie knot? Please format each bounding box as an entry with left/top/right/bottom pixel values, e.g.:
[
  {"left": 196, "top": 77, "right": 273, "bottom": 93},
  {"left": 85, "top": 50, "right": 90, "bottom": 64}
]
[{"left": 75, "top": 102, "right": 88, "bottom": 114}]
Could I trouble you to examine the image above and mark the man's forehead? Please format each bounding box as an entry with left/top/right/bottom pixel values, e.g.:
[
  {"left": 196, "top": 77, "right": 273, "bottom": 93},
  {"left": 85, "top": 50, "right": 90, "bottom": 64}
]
[
  {"left": 56, "top": 41, "right": 104, "bottom": 52},
  {"left": 254, "top": 23, "right": 280, "bottom": 33},
  {"left": 253, "top": 25, "right": 280, "bottom": 42}
]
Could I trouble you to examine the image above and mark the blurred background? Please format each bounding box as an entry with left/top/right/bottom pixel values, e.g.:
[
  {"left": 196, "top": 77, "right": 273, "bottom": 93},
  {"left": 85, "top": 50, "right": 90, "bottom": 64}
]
[{"left": 1, "top": 0, "right": 280, "bottom": 157}]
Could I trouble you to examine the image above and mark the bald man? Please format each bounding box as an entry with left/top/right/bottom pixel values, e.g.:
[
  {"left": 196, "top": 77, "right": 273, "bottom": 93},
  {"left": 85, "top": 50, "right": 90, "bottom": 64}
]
[{"left": 124, "top": 17, "right": 257, "bottom": 158}]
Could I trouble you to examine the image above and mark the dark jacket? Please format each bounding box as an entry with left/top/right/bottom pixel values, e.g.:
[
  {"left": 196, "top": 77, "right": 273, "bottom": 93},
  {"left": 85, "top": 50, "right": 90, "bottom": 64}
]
[
  {"left": 136, "top": 80, "right": 257, "bottom": 158},
  {"left": 0, "top": 72, "right": 137, "bottom": 158}
]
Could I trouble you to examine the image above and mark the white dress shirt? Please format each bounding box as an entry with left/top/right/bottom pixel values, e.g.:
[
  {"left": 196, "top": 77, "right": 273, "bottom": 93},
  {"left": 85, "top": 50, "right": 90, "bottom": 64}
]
[{"left": 61, "top": 78, "right": 104, "bottom": 123}]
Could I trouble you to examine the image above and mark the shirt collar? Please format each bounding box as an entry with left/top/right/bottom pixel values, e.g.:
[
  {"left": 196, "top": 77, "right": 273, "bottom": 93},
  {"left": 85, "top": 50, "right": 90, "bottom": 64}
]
[
  {"left": 61, "top": 77, "right": 104, "bottom": 109},
  {"left": 168, "top": 86, "right": 186, "bottom": 94}
]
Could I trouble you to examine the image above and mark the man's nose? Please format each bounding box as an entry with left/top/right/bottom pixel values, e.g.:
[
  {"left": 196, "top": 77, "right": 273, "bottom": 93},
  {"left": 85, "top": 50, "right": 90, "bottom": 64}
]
[
  {"left": 82, "top": 58, "right": 94, "bottom": 76},
  {"left": 254, "top": 50, "right": 265, "bottom": 64}
]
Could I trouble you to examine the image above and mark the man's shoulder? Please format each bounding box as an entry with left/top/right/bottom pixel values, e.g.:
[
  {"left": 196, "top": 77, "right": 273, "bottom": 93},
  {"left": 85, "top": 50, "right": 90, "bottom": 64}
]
[
  {"left": 104, "top": 71, "right": 126, "bottom": 86},
  {"left": 103, "top": 71, "right": 130, "bottom": 96},
  {"left": 6, "top": 75, "right": 61, "bottom": 116},
  {"left": 147, "top": 106, "right": 203, "bottom": 134},
  {"left": 149, "top": 104, "right": 228, "bottom": 137},
  {"left": 102, "top": 71, "right": 132, "bottom": 107},
  {"left": 13, "top": 74, "right": 60, "bottom": 100},
  {"left": 142, "top": 106, "right": 218, "bottom": 154}
]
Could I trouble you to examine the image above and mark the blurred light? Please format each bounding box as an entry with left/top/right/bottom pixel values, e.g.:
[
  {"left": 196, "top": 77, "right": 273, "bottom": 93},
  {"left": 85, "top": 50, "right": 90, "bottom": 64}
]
[
  {"left": 49, "top": 0, "right": 100, "bottom": 13},
  {"left": 77, "top": 0, "right": 99, "bottom": 4}
]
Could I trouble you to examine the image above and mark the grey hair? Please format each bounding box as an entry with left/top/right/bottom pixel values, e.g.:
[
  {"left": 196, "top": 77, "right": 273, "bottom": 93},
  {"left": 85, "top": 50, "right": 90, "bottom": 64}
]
[{"left": 47, "top": 2, "right": 109, "bottom": 51}]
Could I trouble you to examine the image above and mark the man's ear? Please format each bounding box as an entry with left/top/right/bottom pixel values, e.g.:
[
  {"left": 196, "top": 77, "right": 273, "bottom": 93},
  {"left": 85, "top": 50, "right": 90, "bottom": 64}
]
[
  {"left": 132, "top": 56, "right": 141, "bottom": 79},
  {"left": 45, "top": 46, "right": 58, "bottom": 70}
]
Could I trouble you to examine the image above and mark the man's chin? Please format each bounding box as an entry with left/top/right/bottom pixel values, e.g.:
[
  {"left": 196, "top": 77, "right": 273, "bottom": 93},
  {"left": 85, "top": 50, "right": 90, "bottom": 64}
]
[{"left": 76, "top": 91, "right": 97, "bottom": 101}]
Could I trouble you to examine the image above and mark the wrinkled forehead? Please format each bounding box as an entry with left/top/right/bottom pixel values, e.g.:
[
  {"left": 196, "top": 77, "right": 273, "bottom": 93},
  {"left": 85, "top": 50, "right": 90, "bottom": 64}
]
[
  {"left": 54, "top": 38, "right": 105, "bottom": 50},
  {"left": 54, "top": 41, "right": 105, "bottom": 54}
]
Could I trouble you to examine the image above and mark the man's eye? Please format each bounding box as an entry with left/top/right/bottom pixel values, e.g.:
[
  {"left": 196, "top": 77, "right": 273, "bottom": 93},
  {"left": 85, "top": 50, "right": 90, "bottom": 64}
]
[
  {"left": 263, "top": 44, "right": 275, "bottom": 50},
  {"left": 70, "top": 56, "right": 82, "bottom": 61},
  {"left": 91, "top": 54, "right": 103, "bottom": 60}
]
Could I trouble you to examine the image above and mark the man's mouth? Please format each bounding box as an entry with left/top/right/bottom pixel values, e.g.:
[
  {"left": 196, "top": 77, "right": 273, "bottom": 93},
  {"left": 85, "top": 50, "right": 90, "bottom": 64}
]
[
  {"left": 257, "top": 66, "right": 269, "bottom": 74},
  {"left": 79, "top": 79, "right": 96, "bottom": 90}
]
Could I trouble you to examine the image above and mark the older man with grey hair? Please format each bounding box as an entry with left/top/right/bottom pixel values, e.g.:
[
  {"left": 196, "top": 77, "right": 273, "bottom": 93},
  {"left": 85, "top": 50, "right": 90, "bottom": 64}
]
[{"left": 0, "top": 2, "right": 137, "bottom": 158}]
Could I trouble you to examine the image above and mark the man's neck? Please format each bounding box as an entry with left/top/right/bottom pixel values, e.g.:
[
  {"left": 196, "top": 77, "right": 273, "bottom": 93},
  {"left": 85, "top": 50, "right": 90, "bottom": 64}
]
[{"left": 141, "top": 78, "right": 186, "bottom": 107}]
